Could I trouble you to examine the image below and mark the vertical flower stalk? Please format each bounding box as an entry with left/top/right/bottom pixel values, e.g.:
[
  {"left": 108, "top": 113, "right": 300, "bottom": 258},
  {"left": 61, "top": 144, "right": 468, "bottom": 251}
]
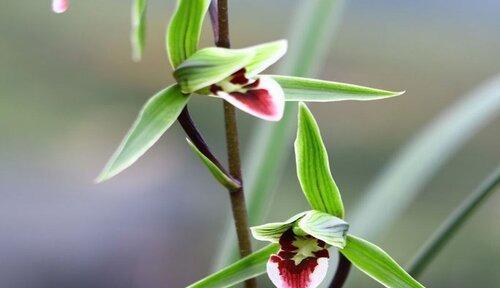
[{"left": 213, "top": 0, "right": 256, "bottom": 287}]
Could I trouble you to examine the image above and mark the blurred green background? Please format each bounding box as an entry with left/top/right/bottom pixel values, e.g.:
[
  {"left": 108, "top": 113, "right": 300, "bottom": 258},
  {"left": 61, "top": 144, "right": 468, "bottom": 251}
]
[{"left": 1, "top": 0, "right": 499, "bottom": 287}]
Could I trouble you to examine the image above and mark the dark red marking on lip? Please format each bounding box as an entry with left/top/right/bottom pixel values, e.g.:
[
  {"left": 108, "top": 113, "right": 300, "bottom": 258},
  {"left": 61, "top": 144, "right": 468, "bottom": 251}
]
[
  {"left": 269, "top": 230, "right": 329, "bottom": 288},
  {"left": 244, "top": 78, "right": 260, "bottom": 89},
  {"left": 230, "top": 68, "right": 249, "bottom": 85},
  {"left": 229, "top": 88, "right": 277, "bottom": 117},
  {"left": 210, "top": 84, "right": 222, "bottom": 94}
]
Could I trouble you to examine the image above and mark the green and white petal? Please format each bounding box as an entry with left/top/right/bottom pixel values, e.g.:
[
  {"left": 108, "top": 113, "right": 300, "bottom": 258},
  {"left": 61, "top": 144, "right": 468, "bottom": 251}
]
[
  {"left": 97, "top": 85, "right": 189, "bottom": 182},
  {"left": 270, "top": 75, "right": 405, "bottom": 102},
  {"left": 166, "top": 0, "right": 211, "bottom": 69},
  {"left": 341, "top": 235, "right": 425, "bottom": 288},
  {"left": 250, "top": 211, "right": 308, "bottom": 243},
  {"left": 298, "top": 210, "right": 349, "bottom": 249},
  {"left": 244, "top": 40, "right": 288, "bottom": 78},
  {"left": 295, "top": 103, "right": 345, "bottom": 218},
  {"left": 174, "top": 47, "right": 255, "bottom": 93}
]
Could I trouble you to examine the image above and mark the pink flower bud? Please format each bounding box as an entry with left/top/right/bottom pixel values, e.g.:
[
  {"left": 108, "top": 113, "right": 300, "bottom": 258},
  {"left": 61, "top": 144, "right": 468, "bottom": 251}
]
[{"left": 52, "top": 0, "right": 69, "bottom": 14}]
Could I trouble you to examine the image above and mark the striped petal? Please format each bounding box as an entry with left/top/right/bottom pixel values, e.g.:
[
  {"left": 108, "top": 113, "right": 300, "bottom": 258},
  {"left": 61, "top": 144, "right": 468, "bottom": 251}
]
[
  {"left": 267, "top": 230, "right": 329, "bottom": 288},
  {"left": 215, "top": 75, "right": 285, "bottom": 121},
  {"left": 52, "top": 0, "right": 69, "bottom": 13}
]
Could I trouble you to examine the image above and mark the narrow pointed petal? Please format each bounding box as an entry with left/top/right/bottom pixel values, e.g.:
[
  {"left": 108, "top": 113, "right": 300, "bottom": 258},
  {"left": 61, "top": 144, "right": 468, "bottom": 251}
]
[
  {"left": 217, "top": 76, "right": 285, "bottom": 121},
  {"left": 52, "top": 0, "right": 69, "bottom": 13},
  {"left": 245, "top": 40, "right": 288, "bottom": 78}
]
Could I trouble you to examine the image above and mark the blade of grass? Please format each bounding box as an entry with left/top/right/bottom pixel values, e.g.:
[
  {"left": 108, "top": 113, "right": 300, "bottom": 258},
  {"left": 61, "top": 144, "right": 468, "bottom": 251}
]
[
  {"left": 213, "top": 0, "right": 347, "bottom": 270},
  {"left": 406, "top": 167, "right": 500, "bottom": 278},
  {"left": 350, "top": 74, "right": 500, "bottom": 240}
]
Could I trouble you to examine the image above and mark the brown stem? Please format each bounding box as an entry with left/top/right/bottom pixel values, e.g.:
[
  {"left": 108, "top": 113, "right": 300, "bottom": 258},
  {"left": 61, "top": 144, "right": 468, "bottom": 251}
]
[
  {"left": 213, "top": 1, "right": 256, "bottom": 287},
  {"left": 329, "top": 253, "right": 352, "bottom": 288}
]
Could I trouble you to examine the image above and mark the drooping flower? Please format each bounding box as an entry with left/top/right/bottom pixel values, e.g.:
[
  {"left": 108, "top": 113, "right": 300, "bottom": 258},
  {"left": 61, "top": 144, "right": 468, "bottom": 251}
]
[
  {"left": 96, "top": 0, "right": 404, "bottom": 183},
  {"left": 52, "top": 0, "right": 69, "bottom": 14},
  {"left": 173, "top": 41, "right": 287, "bottom": 121},
  {"left": 251, "top": 210, "right": 349, "bottom": 288}
]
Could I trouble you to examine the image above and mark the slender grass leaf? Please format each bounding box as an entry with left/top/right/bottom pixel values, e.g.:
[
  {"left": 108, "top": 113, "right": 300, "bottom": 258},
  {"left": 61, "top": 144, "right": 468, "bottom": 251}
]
[
  {"left": 250, "top": 211, "right": 308, "bottom": 243},
  {"left": 187, "top": 244, "right": 279, "bottom": 288},
  {"left": 131, "top": 0, "right": 147, "bottom": 62},
  {"left": 214, "top": 0, "right": 347, "bottom": 269},
  {"left": 341, "top": 235, "right": 425, "bottom": 288},
  {"left": 173, "top": 47, "right": 254, "bottom": 93},
  {"left": 97, "top": 85, "right": 189, "bottom": 182},
  {"left": 245, "top": 40, "right": 288, "bottom": 78},
  {"left": 166, "top": 0, "right": 211, "bottom": 69},
  {"left": 295, "top": 103, "right": 344, "bottom": 218},
  {"left": 407, "top": 166, "right": 500, "bottom": 277},
  {"left": 269, "top": 75, "right": 404, "bottom": 102},
  {"left": 298, "top": 210, "right": 349, "bottom": 248},
  {"left": 186, "top": 138, "right": 241, "bottom": 190},
  {"left": 351, "top": 74, "right": 500, "bottom": 240}
]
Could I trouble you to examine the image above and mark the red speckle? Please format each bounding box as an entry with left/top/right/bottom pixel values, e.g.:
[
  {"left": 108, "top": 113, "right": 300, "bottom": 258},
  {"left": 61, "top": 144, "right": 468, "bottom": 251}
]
[
  {"left": 269, "top": 230, "right": 330, "bottom": 288},
  {"left": 210, "top": 84, "right": 222, "bottom": 95},
  {"left": 230, "top": 68, "right": 250, "bottom": 85},
  {"left": 273, "top": 255, "right": 324, "bottom": 288},
  {"left": 244, "top": 78, "right": 260, "bottom": 89}
]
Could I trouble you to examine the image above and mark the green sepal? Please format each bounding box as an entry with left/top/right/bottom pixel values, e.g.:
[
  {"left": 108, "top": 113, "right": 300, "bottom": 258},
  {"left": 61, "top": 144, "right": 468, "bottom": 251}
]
[
  {"left": 131, "top": 0, "right": 147, "bottom": 62},
  {"left": 295, "top": 103, "right": 345, "bottom": 218},
  {"left": 186, "top": 138, "right": 241, "bottom": 190},
  {"left": 298, "top": 210, "right": 349, "bottom": 249},
  {"left": 250, "top": 211, "right": 308, "bottom": 243},
  {"left": 166, "top": 0, "right": 211, "bottom": 69},
  {"left": 244, "top": 40, "right": 287, "bottom": 78},
  {"left": 173, "top": 47, "right": 255, "bottom": 94},
  {"left": 97, "top": 85, "right": 190, "bottom": 182},
  {"left": 174, "top": 40, "right": 288, "bottom": 94},
  {"left": 187, "top": 244, "right": 279, "bottom": 288},
  {"left": 269, "top": 75, "right": 405, "bottom": 102},
  {"left": 341, "top": 235, "right": 425, "bottom": 288}
]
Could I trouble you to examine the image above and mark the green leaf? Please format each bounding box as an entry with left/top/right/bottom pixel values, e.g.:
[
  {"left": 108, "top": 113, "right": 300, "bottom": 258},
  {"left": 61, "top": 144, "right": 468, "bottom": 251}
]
[
  {"left": 298, "top": 210, "right": 349, "bottom": 248},
  {"left": 270, "top": 75, "right": 404, "bottom": 102},
  {"left": 341, "top": 235, "right": 425, "bottom": 288},
  {"left": 244, "top": 40, "right": 288, "bottom": 78},
  {"left": 97, "top": 85, "right": 189, "bottom": 182},
  {"left": 186, "top": 138, "right": 241, "bottom": 190},
  {"left": 187, "top": 244, "right": 278, "bottom": 288},
  {"left": 131, "top": 0, "right": 147, "bottom": 62},
  {"left": 250, "top": 211, "right": 308, "bottom": 243},
  {"left": 295, "top": 102, "right": 344, "bottom": 218},
  {"left": 407, "top": 166, "right": 500, "bottom": 277},
  {"left": 173, "top": 47, "right": 254, "bottom": 94},
  {"left": 166, "top": 0, "right": 211, "bottom": 69}
]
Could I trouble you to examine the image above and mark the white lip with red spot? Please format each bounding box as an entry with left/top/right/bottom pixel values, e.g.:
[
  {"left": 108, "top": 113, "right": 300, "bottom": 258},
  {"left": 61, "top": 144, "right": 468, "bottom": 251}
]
[
  {"left": 267, "top": 229, "right": 330, "bottom": 288},
  {"left": 52, "top": 0, "right": 69, "bottom": 13},
  {"left": 210, "top": 68, "right": 285, "bottom": 121}
]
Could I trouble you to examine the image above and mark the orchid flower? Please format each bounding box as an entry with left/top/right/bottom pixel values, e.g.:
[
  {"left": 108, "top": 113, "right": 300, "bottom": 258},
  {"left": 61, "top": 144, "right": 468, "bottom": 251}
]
[
  {"left": 95, "top": 0, "right": 404, "bottom": 184},
  {"left": 187, "top": 103, "right": 425, "bottom": 288},
  {"left": 251, "top": 210, "right": 348, "bottom": 288},
  {"left": 52, "top": 0, "right": 69, "bottom": 14},
  {"left": 173, "top": 41, "right": 287, "bottom": 121}
]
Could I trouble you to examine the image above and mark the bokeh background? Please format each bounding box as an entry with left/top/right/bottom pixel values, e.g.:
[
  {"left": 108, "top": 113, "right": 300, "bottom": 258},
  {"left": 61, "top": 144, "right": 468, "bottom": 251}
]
[{"left": 1, "top": 0, "right": 499, "bottom": 287}]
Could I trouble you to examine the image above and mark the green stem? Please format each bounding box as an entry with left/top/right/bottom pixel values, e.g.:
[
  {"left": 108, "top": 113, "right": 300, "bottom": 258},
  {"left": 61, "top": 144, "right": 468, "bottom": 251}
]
[
  {"left": 214, "top": 1, "right": 256, "bottom": 287},
  {"left": 407, "top": 166, "right": 500, "bottom": 277}
]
